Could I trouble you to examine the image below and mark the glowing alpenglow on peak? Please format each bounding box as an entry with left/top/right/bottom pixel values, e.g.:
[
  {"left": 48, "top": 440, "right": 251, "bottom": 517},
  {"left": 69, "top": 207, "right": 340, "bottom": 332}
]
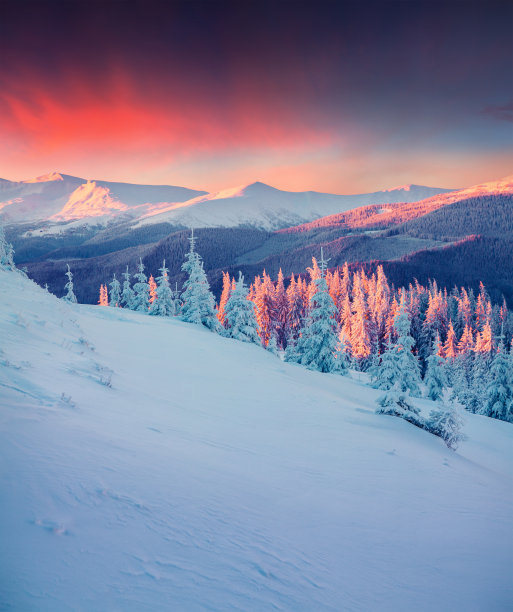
[
  {"left": 50, "top": 181, "right": 128, "bottom": 221},
  {"left": 24, "top": 172, "right": 64, "bottom": 183}
]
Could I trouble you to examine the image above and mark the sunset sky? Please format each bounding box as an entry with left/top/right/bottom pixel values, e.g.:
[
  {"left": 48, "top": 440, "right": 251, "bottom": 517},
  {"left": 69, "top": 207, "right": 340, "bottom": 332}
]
[{"left": 1, "top": 0, "right": 512, "bottom": 193}]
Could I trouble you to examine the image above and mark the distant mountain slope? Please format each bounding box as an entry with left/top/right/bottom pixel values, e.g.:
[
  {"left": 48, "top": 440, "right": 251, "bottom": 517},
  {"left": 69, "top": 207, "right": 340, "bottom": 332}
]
[{"left": 281, "top": 176, "right": 513, "bottom": 234}]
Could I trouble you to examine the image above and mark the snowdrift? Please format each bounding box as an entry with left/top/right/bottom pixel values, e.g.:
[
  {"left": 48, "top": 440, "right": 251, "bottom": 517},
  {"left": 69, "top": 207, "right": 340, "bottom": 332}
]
[{"left": 0, "top": 269, "right": 512, "bottom": 611}]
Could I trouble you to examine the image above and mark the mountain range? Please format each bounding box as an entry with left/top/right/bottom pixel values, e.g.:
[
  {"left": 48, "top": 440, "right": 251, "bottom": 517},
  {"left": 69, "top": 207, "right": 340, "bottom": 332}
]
[
  {"left": 1, "top": 172, "right": 512, "bottom": 306},
  {"left": 0, "top": 172, "right": 451, "bottom": 231}
]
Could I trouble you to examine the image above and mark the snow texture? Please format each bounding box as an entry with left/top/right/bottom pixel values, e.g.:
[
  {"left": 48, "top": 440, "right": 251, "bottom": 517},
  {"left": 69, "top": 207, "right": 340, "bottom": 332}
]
[{"left": 0, "top": 269, "right": 512, "bottom": 611}]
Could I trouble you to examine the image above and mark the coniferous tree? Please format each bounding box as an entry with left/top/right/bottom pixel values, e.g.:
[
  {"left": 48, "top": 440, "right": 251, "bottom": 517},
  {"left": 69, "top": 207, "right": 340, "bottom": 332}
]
[
  {"left": 121, "top": 266, "right": 135, "bottom": 310},
  {"left": 371, "top": 336, "right": 398, "bottom": 391},
  {"left": 285, "top": 250, "right": 344, "bottom": 373},
  {"left": 223, "top": 272, "right": 260, "bottom": 344},
  {"left": 483, "top": 335, "right": 513, "bottom": 421},
  {"left": 253, "top": 272, "right": 274, "bottom": 346},
  {"left": 393, "top": 297, "right": 422, "bottom": 397},
  {"left": 217, "top": 271, "right": 232, "bottom": 327},
  {"left": 98, "top": 284, "right": 108, "bottom": 306},
  {"left": 0, "top": 220, "right": 15, "bottom": 270},
  {"left": 132, "top": 258, "right": 150, "bottom": 313},
  {"left": 376, "top": 297, "right": 422, "bottom": 423},
  {"left": 273, "top": 269, "right": 289, "bottom": 348},
  {"left": 180, "top": 229, "right": 219, "bottom": 331},
  {"left": 109, "top": 273, "right": 121, "bottom": 307},
  {"left": 424, "top": 333, "right": 447, "bottom": 401},
  {"left": 148, "top": 274, "right": 157, "bottom": 304},
  {"left": 62, "top": 264, "right": 77, "bottom": 303},
  {"left": 149, "top": 259, "right": 176, "bottom": 317}
]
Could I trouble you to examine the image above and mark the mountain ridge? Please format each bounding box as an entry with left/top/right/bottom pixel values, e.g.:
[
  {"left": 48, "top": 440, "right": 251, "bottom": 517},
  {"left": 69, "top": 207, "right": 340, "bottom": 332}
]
[{"left": 0, "top": 171, "right": 454, "bottom": 232}]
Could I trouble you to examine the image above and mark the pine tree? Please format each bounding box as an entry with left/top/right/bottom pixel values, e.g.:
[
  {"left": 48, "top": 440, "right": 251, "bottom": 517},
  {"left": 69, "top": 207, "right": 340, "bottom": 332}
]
[
  {"left": 180, "top": 229, "right": 219, "bottom": 331},
  {"left": 424, "top": 333, "right": 447, "bottom": 401},
  {"left": 286, "top": 274, "right": 305, "bottom": 344},
  {"left": 350, "top": 273, "right": 371, "bottom": 365},
  {"left": 223, "top": 272, "right": 260, "bottom": 344},
  {"left": 483, "top": 335, "right": 513, "bottom": 421},
  {"left": 62, "top": 264, "right": 77, "bottom": 303},
  {"left": 285, "top": 250, "right": 344, "bottom": 373},
  {"left": 98, "top": 284, "right": 109, "bottom": 306},
  {"left": 375, "top": 297, "right": 422, "bottom": 423},
  {"left": 253, "top": 272, "right": 274, "bottom": 346},
  {"left": 393, "top": 297, "right": 422, "bottom": 397},
  {"left": 371, "top": 336, "right": 398, "bottom": 391},
  {"left": 109, "top": 274, "right": 121, "bottom": 307},
  {"left": 217, "top": 271, "right": 232, "bottom": 327},
  {"left": 121, "top": 266, "right": 135, "bottom": 310},
  {"left": 132, "top": 258, "right": 150, "bottom": 313},
  {"left": 273, "top": 269, "right": 289, "bottom": 348},
  {"left": 149, "top": 259, "right": 177, "bottom": 317},
  {"left": 0, "top": 220, "right": 16, "bottom": 270},
  {"left": 148, "top": 274, "right": 157, "bottom": 304}
]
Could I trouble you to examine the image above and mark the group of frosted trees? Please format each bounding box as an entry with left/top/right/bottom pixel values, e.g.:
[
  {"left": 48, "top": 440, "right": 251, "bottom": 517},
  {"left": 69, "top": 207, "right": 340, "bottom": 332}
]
[{"left": 65, "top": 230, "right": 511, "bottom": 430}]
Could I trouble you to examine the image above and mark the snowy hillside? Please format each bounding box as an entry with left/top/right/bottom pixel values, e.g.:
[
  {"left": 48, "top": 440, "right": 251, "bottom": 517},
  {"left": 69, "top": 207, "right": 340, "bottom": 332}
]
[
  {"left": 0, "top": 172, "right": 452, "bottom": 233},
  {"left": 1, "top": 269, "right": 512, "bottom": 610}
]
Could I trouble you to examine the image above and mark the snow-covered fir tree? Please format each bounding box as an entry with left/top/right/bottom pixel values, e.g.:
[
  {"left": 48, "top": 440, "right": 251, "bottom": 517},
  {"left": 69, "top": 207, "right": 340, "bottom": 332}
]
[
  {"left": 98, "top": 284, "right": 109, "bottom": 306},
  {"left": 222, "top": 272, "right": 260, "bottom": 344},
  {"left": 424, "top": 333, "right": 447, "bottom": 401},
  {"left": 376, "top": 297, "right": 422, "bottom": 424},
  {"left": 121, "top": 266, "right": 135, "bottom": 310},
  {"left": 180, "top": 229, "right": 219, "bottom": 331},
  {"left": 0, "top": 220, "right": 16, "bottom": 271},
  {"left": 109, "top": 273, "right": 121, "bottom": 307},
  {"left": 392, "top": 297, "right": 422, "bottom": 397},
  {"left": 132, "top": 258, "right": 150, "bottom": 313},
  {"left": 149, "top": 259, "right": 176, "bottom": 317},
  {"left": 62, "top": 264, "right": 77, "bottom": 304},
  {"left": 483, "top": 334, "right": 513, "bottom": 422},
  {"left": 285, "top": 249, "right": 344, "bottom": 373},
  {"left": 148, "top": 274, "right": 157, "bottom": 304},
  {"left": 370, "top": 336, "right": 398, "bottom": 391}
]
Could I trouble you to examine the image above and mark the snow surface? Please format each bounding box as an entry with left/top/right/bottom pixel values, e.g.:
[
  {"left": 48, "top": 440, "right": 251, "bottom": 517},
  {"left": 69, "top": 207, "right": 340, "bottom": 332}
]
[{"left": 1, "top": 269, "right": 512, "bottom": 611}]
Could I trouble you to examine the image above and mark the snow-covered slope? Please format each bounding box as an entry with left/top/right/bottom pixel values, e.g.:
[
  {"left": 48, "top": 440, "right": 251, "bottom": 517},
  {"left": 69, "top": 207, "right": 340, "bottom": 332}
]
[
  {"left": 1, "top": 270, "right": 512, "bottom": 610},
  {"left": 0, "top": 172, "right": 452, "bottom": 232}
]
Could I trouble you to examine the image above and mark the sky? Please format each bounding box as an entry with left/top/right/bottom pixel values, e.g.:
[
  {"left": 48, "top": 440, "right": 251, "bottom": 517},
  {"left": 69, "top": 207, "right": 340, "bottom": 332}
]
[{"left": 0, "top": 0, "right": 512, "bottom": 193}]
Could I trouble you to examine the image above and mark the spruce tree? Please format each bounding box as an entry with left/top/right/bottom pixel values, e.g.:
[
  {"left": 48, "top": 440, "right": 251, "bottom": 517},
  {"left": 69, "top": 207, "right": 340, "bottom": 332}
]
[
  {"left": 424, "top": 333, "right": 447, "bottom": 401},
  {"left": 109, "top": 273, "right": 121, "bottom": 307},
  {"left": 180, "top": 229, "right": 219, "bottom": 331},
  {"left": 223, "top": 272, "right": 260, "bottom": 344},
  {"left": 149, "top": 259, "right": 176, "bottom": 317},
  {"left": 376, "top": 297, "right": 422, "bottom": 423},
  {"left": 285, "top": 250, "right": 344, "bottom": 373},
  {"left": 483, "top": 336, "right": 513, "bottom": 421},
  {"left": 371, "top": 336, "right": 398, "bottom": 391},
  {"left": 121, "top": 266, "right": 135, "bottom": 310},
  {"left": 62, "top": 264, "right": 77, "bottom": 303},
  {"left": 0, "top": 220, "right": 16, "bottom": 270},
  {"left": 132, "top": 258, "right": 150, "bottom": 313}
]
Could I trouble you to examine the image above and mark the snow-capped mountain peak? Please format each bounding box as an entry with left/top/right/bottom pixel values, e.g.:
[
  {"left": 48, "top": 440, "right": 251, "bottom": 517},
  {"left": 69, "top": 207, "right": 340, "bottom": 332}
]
[
  {"left": 50, "top": 181, "right": 129, "bottom": 221},
  {"left": 24, "top": 172, "right": 65, "bottom": 183}
]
